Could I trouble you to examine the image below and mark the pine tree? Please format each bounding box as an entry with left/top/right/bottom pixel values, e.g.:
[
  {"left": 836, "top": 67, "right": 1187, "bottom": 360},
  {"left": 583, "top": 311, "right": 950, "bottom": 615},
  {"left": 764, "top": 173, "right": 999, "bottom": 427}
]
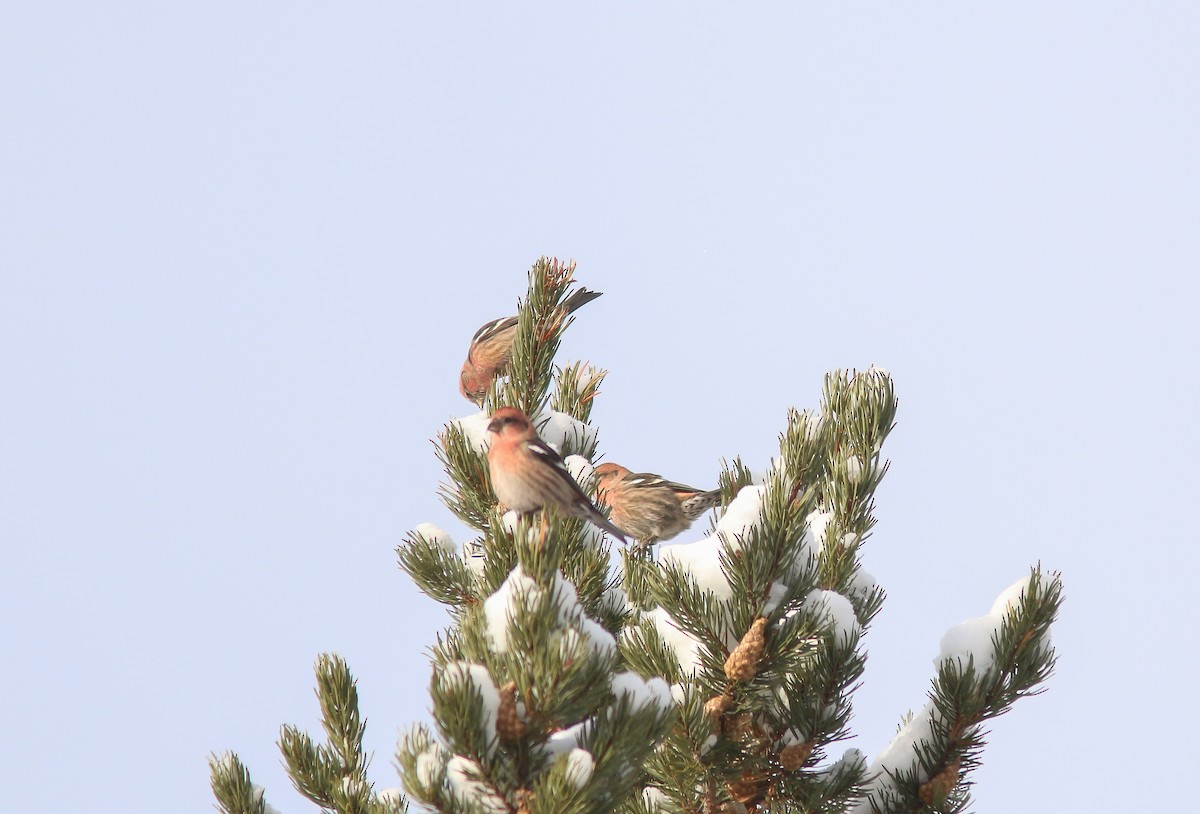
[{"left": 211, "top": 258, "right": 1063, "bottom": 814}]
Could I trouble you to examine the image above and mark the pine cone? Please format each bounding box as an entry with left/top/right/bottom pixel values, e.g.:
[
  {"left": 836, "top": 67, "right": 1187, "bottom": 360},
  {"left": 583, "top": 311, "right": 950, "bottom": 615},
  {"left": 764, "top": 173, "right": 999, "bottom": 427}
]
[
  {"left": 727, "top": 771, "right": 766, "bottom": 806},
  {"left": 779, "top": 741, "right": 813, "bottom": 772},
  {"left": 918, "top": 760, "right": 961, "bottom": 805},
  {"left": 724, "top": 618, "right": 768, "bottom": 681},
  {"left": 704, "top": 693, "right": 733, "bottom": 725},
  {"left": 722, "top": 712, "right": 755, "bottom": 739},
  {"left": 496, "top": 681, "right": 526, "bottom": 741}
]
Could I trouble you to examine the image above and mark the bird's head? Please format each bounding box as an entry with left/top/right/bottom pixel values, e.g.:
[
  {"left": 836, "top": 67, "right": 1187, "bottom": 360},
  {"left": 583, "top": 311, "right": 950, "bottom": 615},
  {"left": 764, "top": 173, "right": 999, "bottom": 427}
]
[
  {"left": 460, "top": 362, "right": 486, "bottom": 405},
  {"left": 487, "top": 407, "right": 531, "bottom": 436},
  {"left": 592, "top": 462, "right": 632, "bottom": 501}
]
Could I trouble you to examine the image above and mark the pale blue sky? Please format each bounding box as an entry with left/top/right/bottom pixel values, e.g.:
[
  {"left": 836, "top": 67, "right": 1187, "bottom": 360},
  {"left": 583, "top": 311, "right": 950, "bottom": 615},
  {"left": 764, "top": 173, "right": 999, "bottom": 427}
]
[{"left": 2, "top": 3, "right": 1197, "bottom": 812}]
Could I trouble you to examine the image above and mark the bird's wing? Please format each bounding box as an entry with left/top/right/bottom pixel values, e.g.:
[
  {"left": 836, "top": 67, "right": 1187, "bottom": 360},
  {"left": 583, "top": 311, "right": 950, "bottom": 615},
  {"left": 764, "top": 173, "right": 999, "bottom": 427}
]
[
  {"left": 525, "top": 439, "right": 594, "bottom": 503},
  {"left": 470, "top": 315, "right": 519, "bottom": 345},
  {"left": 624, "top": 472, "right": 704, "bottom": 496}
]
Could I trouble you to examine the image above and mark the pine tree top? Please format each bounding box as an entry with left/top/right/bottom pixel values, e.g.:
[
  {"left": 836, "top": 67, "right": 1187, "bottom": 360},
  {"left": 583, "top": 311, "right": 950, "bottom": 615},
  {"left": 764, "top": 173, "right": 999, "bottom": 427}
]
[{"left": 212, "top": 259, "right": 1062, "bottom": 814}]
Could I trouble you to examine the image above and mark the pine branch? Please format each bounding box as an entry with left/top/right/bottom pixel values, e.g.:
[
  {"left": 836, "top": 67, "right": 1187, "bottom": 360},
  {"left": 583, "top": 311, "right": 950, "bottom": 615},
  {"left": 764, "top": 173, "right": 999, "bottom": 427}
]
[
  {"left": 209, "top": 752, "right": 272, "bottom": 814},
  {"left": 436, "top": 421, "right": 494, "bottom": 533},
  {"left": 551, "top": 362, "right": 607, "bottom": 427},
  {"left": 398, "top": 526, "right": 480, "bottom": 608},
  {"left": 491, "top": 257, "right": 591, "bottom": 418},
  {"left": 857, "top": 567, "right": 1063, "bottom": 813},
  {"left": 716, "top": 456, "right": 757, "bottom": 514},
  {"left": 278, "top": 655, "right": 407, "bottom": 814},
  {"left": 627, "top": 369, "right": 898, "bottom": 814}
]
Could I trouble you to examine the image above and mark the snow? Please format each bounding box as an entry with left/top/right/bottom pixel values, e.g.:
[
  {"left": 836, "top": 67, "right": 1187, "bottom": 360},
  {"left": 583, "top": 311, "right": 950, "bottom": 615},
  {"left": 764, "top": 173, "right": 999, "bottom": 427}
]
[
  {"left": 558, "top": 619, "right": 618, "bottom": 658},
  {"left": 599, "top": 583, "right": 629, "bottom": 616},
  {"left": 462, "top": 537, "right": 487, "bottom": 573},
  {"left": 645, "top": 606, "right": 706, "bottom": 676},
  {"left": 803, "top": 589, "right": 860, "bottom": 639},
  {"left": 844, "top": 455, "right": 864, "bottom": 483},
  {"left": 397, "top": 730, "right": 450, "bottom": 799},
  {"left": 938, "top": 615, "right": 999, "bottom": 673},
  {"left": 483, "top": 568, "right": 542, "bottom": 653},
  {"left": 500, "top": 510, "right": 518, "bottom": 534},
  {"left": 819, "top": 748, "right": 865, "bottom": 779},
  {"left": 988, "top": 573, "right": 1054, "bottom": 651},
  {"left": 611, "top": 671, "right": 674, "bottom": 712},
  {"left": 377, "top": 788, "right": 405, "bottom": 807},
  {"left": 847, "top": 568, "right": 877, "bottom": 603},
  {"left": 414, "top": 522, "right": 456, "bottom": 554},
  {"left": 939, "top": 573, "right": 1041, "bottom": 673},
  {"left": 714, "top": 484, "right": 767, "bottom": 548},
  {"left": 340, "top": 775, "right": 367, "bottom": 797},
  {"left": 562, "top": 748, "right": 595, "bottom": 788},
  {"left": 763, "top": 581, "right": 789, "bottom": 614},
  {"left": 451, "top": 411, "right": 492, "bottom": 452},
  {"left": 990, "top": 573, "right": 1034, "bottom": 617},
  {"left": 439, "top": 663, "right": 500, "bottom": 753},
  {"left": 853, "top": 700, "right": 938, "bottom": 810},
  {"left": 576, "top": 615, "right": 617, "bottom": 655},
  {"left": 779, "top": 727, "right": 805, "bottom": 746},
  {"left": 484, "top": 566, "right": 615, "bottom": 656},
  {"left": 445, "top": 755, "right": 508, "bottom": 814},
  {"left": 544, "top": 721, "right": 587, "bottom": 756},
  {"left": 534, "top": 410, "right": 598, "bottom": 452},
  {"left": 659, "top": 533, "right": 732, "bottom": 599},
  {"left": 657, "top": 490, "right": 831, "bottom": 604},
  {"left": 643, "top": 787, "right": 669, "bottom": 811},
  {"left": 563, "top": 454, "right": 595, "bottom": 485},
  {"left": 802, "top": 508, "right": 833, "bottom": 556},
  {"left": 414, "top": 750, "right": 443, "bottom": 788}
]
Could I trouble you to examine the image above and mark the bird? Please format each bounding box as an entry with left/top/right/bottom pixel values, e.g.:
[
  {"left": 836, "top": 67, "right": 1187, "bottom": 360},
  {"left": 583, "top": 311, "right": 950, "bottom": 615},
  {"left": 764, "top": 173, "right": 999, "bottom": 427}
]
[
  {"left": 486, "top": 407, "right": 626, "bottom": 542},
  {"left": 593, "top": 462, "right": 722, "bottom": 546},
  {"left": 459, "top": 287, "right": 603, "bottom": 404}
]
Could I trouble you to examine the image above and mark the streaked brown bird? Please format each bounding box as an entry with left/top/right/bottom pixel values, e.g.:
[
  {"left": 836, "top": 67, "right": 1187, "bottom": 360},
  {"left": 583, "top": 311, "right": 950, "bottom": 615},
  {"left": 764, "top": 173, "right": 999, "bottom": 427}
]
[
  {"left": 486, "top": 407, "right": 626, "bottom": 542},
  {"left": 459, "top": 287, "right": 603, "bottom": 404},
  {"left": 593, "top": 462, "right": 722, "bottom": 546}
]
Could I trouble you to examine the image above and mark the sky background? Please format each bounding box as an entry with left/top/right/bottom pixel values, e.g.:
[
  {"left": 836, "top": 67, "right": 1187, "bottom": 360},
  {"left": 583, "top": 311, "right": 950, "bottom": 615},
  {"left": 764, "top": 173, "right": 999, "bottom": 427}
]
[{"left": 3, "top": 3, "right": 1198, "bottom": 812}]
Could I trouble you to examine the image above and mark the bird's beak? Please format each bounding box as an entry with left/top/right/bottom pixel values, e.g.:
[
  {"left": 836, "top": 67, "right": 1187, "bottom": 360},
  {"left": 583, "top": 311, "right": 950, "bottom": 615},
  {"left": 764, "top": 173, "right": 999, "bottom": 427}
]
[{"left": 487, "top": 418, "right": 502, "bottom": 433}]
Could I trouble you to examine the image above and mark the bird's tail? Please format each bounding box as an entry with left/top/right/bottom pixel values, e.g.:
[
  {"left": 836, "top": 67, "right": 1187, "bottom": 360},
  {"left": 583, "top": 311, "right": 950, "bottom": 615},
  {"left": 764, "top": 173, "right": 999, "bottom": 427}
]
[
  {"left": 563, "top": 287, "right": 603, "bottom": 314},
  {"left": 588, "top": 507, "right": 628, "bottom": 544},
  {"left": 681, "top": 489, "right": 722, "bottom": 520}
]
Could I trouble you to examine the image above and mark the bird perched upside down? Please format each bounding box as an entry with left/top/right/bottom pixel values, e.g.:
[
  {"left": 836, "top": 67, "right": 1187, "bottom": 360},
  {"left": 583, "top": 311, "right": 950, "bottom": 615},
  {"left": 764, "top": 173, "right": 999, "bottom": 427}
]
[
  {"left": 459, "top": 287, "right": 603, "bottom": 405},
  {"left": 593, "top": 462, "right": 722, "bottom": 546},
  {"left": 486, "top": 407, "right": 626, "bottom": 542}
]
